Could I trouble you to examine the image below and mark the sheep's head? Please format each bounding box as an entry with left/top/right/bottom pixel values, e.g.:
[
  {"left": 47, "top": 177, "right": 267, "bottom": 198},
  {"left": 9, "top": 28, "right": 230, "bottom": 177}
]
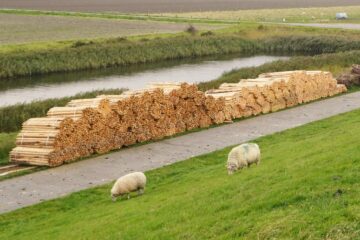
[
  {"left": 227, "top": 163, "right": 237, "bottom": 175},
  {"left": 111, "top": 194, "right": 118, "bottom": 202}
]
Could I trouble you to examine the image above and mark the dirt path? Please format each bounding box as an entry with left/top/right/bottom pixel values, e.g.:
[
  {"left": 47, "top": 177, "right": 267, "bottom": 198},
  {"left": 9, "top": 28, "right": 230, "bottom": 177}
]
[
  {"left": 1, "top": 91, "right": 360, "bottom": 214},
  {"left": 287, "top": 23, "right": 360, "bottom": 30}
]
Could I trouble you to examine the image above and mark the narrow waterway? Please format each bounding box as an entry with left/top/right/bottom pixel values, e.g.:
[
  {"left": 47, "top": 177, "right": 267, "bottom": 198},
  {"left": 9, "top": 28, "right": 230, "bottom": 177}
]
[{"left": 0, "top": 55, "right": 289, "bottom": 107}]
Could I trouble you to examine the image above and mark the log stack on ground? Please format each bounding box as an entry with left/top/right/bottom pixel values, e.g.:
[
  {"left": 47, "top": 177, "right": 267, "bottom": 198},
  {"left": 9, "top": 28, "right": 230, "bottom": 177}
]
[
  {"left": 10, "top": 71, "right": 347, "bottom": 167},
  {"left": 337, "top": 64, "right": 360, "bottom": 87}
]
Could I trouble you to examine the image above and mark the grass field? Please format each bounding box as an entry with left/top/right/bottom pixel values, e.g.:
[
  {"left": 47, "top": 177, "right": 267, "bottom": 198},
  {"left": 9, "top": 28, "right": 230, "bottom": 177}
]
[
  {"left": 3, "top": 7, "right": 360, "bottom": 27},
  {"left": 1, "top": 108, "right": 359, "bottom": 239},
  {"left": 0, "top": 0, "right": 359, "bottom": 12},
  {"left": 0, "top": 13, "right": 219, "bottom": 45},
  {"left": 158, "top": 5, "right": 360, "bottom": 23}
]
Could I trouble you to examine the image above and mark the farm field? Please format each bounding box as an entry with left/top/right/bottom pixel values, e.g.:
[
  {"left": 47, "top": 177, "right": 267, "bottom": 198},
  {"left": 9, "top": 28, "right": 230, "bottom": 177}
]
[
  {"left": 1, "top": 108, "right": 359, "bottom": 239},
  {"left": 0, "top": 13, "right": 219, "bottom": 45},
  {"left": 0, "top": 0, "right": 359, "bottom": 13},
  {"left": 158, "top": 5, "right": 360, "bottom": 23}
]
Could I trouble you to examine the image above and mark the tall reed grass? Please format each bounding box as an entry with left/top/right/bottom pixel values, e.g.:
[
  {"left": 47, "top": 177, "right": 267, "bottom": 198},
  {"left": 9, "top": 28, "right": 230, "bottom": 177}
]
[{"left": 1, "top": 35, "right": 360, "bottom": 79}]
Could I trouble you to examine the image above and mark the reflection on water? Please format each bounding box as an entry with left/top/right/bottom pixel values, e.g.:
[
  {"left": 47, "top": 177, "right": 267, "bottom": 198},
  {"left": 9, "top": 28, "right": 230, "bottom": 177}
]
[{"left": 0, "top": 55, "right": 289, "bottom": 107}]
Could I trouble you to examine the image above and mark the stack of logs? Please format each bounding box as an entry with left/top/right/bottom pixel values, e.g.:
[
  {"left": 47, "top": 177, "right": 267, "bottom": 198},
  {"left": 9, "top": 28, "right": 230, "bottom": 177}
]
[
  {"left": 10, "top": 71, "right": 347, "bottom": 166},
  {"left": 337, "top": 64, "right": 360, "bottom": 87}
]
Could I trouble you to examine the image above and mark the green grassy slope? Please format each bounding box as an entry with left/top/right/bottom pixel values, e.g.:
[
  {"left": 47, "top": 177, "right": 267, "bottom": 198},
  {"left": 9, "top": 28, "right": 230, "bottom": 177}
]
[{"left": 1, "top": 109, "right": 359, "bottom": 239}]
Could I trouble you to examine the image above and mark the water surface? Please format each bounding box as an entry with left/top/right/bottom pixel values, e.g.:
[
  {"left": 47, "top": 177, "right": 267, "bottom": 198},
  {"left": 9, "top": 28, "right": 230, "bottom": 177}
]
[{"left": 0, "top": 55, "right": 289, "bottom": 107}]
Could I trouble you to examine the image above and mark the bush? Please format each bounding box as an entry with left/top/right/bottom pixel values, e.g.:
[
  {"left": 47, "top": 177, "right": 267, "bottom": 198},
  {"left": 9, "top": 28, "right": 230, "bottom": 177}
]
[
  {"left": 0, "top": 132, "right": 17, "bottom": 165},
  {"left": 185, "top": 25, "right": 198, "bottom": 35},
  {"left": 257, "top": 25, "right": 266, "bottom": 31}
]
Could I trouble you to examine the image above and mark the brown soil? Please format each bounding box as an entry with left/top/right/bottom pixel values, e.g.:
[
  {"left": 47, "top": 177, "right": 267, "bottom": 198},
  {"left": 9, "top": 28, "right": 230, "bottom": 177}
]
[
  {"left": 0, "top": 0, "right": 359, "bottom": 13},
  {"left": 0, "top": 165, "right": 26, "bottom": 175},
  {"left": 0, "top": 14, "right": 218, "bottom": 45}
]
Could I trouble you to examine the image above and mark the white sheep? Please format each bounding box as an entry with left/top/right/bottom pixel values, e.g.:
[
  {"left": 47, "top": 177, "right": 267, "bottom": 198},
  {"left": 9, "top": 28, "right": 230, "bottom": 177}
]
[
  {"left": 111, "top": 172, "right": 147, "bottom": 201},
  {"left": 226, "top": 143, "right": 260, "bottom": 175}
]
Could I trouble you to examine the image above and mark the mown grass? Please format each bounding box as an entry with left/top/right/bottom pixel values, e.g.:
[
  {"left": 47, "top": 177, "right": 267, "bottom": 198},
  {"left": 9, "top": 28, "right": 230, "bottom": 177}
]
[
  {"left": 2, "top": 33, "right": 360, "bottom": 79},
  {"left": 0, "top": 89, "right": 125, "bottom": 133},
  {"left": 3, "top": 7, "right": 360, "bottom": 24},
  {"left": 199, "top": 50, "right": 360, "bottom": 90},
  {"left": 1, "top": 108, "right": 359, "bottom": 239},
  {"left": 158, "top": 5, "right": 360, "bottom": 24},
  {"left": 0, "top": 9, "right": 238, "bottom": 25}
]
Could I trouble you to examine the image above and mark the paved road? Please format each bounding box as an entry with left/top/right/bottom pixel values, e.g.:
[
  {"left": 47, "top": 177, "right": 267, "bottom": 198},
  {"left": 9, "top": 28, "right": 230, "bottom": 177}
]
[
  {"left": 1, "top": 92, "right": 360, "bottom": 214},
  {"left": 287, "top": 23, "right": 360, "bottom": 30}
]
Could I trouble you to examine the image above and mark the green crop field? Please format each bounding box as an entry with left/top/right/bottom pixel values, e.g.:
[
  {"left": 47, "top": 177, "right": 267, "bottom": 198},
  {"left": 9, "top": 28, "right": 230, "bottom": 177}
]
[
  {"left": 158, "top": 5, "right": 360, "bottom": 24},
  {"left": 1, "top": 108, "right": 359, "bottom": 239}
]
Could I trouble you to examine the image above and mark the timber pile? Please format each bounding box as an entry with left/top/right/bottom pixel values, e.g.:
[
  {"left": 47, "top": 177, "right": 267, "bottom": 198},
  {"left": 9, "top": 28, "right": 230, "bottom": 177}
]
[
  {"left": 10, "top": 71, "right": 347, "bottom": 167},
  {"left": 206, "top": 70, "right": 346, "bottom": 118},
  {"left": 337, "top": 64, "right": 360, "bottom": 87}
]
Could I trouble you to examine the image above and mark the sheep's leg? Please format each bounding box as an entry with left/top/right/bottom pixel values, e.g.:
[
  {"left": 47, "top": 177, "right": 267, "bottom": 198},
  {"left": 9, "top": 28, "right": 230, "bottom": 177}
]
[
  {"left": 127, "top": 194, "right": 131, "bottom": 200},
  {"left": 138, "top": 188, "right": 144, "bottom": 195}
]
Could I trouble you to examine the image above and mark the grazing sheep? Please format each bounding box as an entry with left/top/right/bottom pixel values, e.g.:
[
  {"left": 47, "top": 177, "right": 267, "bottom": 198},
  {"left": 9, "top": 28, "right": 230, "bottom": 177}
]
[
  {"left": 227, "top": 143, "right": 260, "bottom": 175},
  {"left": 111, "top": 172, "right": 146, "bottom": 201}
]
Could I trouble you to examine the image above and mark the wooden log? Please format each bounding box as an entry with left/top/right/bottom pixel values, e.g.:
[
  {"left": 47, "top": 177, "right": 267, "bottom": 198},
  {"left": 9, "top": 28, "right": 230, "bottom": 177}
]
[{"left": 9, "top": 72, "right": 347, "bottom": 167}]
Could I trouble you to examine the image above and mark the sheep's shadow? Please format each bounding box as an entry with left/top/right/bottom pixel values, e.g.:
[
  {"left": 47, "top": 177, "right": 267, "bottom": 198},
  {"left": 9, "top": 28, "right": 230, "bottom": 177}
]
[{"left": 112, "top": 190, "right": 145, "bottom": 202}]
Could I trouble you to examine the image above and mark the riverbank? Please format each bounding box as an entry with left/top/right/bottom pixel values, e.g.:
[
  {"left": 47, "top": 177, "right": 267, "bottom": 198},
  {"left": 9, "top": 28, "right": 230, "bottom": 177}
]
[{"left": 2, "top": 23, "right": 360, "bottom": 79}]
